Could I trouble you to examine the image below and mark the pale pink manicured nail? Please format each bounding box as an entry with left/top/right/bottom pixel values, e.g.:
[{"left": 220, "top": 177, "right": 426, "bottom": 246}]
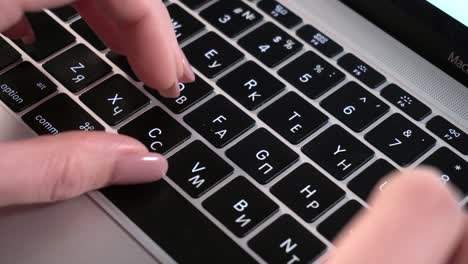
[
  {"left": 178, "top": 47, "right": 196, "bottom": 83},
  {"left": 112, "top": 153, "right": 168, "bottom": 184},
  {"left": 159, "top": 82, "right": 181, "bottom": 98}
]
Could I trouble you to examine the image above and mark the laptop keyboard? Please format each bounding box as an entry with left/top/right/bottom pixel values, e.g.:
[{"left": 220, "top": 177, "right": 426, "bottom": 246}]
[{"left": 1, "top": 0, "right": 467, "bottom": 263}]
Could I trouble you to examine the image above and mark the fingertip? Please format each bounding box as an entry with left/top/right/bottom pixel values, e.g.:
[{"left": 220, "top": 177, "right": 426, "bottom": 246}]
[
  {"left": 112, "top": 152, "right": 168, "bottom": 185},
  {"left": 159, "top": 82, "right": 181, "bottom": 98}
]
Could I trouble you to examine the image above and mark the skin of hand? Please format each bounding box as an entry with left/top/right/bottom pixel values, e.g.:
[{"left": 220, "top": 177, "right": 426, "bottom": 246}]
[
  {"left": 327, "top": 168, "right": 468, "bottom": 264},
  {"left": 2, "top": 2, "right": 468, "bottom": 263},
  {"left": 0, "top": 0, "right": 196, "bottom": 207}
]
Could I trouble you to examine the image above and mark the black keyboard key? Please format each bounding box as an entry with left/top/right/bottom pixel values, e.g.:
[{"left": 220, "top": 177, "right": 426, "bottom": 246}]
[
  {"left": 271, "top": 163, "right": 346, "bottom": 222},
  {"left": 80, "top": 75, "right": 150, "bottom": 125},
  {"left": 279, "top": 51, "right": 345, "bottom": 99},
  {"left": 321, "top": 82, "right": 389, "bottom": 132},
  {"left": 102, "top": 180, "right": 256, "bottom": 263},
  {"left": 239, "top": 22, "right": 303, "bottom": 68},
  {"left": 302, "top": 125, "right": 374, "bottom": 180},
  {"left": 147, "top": 76, "right": 213, "bottom": 114},
  {"left": 184, "top": 32, "right": 244, "bottom": 78},
  {"left": 22, "top": 94, "right": 104, "bottom": 135},
  {"left": 168, "top": 140, "right": 233, "bottom": 198},
  {"left": 217, "top": 61, "right": 285, "bottom": 110},
  {"left": 426, "top": 116, "right": 468, "bottom": 155},
  {"left": 381, "top": 84, "right": 432, "bottom": 121},
  {"left": 226, "top": 128, "right": 299, "bottom": 184},
  {"left": 201, "top": 1, "right": 263, "bottom": 38},
  {"left": 258, "top": 0, "right": 302, "bottom": 29},
  {"left": 179, "top": 0, "right": 212, "bottom": 9},
  {"left": 249, "top": 215, "right": 326, "bottom": 264},
  {"left": 71, "top": 19, "right": 106, "bottom": 51},
  {"left": 203, "top": 177, "right": 278, "bottom": 237},
  {"left": 338, "top": 54, "right": 386, "bottom": 89},
  {"left": 317, "top": 200, "right": 363, "bottom": 242},
  {"left": 297, "top": 25, "right": 344, "bottom": 58},
  {"left": 15, "top": 13, "right": 75, "bottom": 61},
  {"left": 0, "top": 62, "right": 56, "bottom": 112},
  {"left": 119, "top": 107, "right": 191, "bottom": 155},
  {"left": 365, "top": 114, "right": 436, "bottom": 166},
  {"left": 184, "top": 95, "right": 255, "bottom": 148},
  {"left": 348, "top": 159, "right": 398, "bottom": 201},
  {"left": 259, "top": 92, "right": 328, "bottom": 144},
  {"left": 106, "top": 52, "right": 139, "bottom": 81},
  {"left": 0, "top": 37, "right": 21, "bottom": 70},
  {"left": 421, "top": 147, "right": 468, "bottom": 195},
  {"left": 168, "top": 4, "right": 205, "bottom": 44},
  {"left": 51, "top": 6, "right": 78, "bottom": 21},
  {"left": 44, "top": 44, "right": 112, "bottom": 93}
]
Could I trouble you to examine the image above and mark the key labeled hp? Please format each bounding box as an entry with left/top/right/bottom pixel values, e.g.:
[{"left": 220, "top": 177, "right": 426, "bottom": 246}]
[{"left": 271, "top": 163, "right": 346, "bottom": 222}]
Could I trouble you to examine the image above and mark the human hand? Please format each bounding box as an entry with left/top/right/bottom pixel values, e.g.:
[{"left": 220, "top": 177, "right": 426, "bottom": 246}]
[
  {"left": 328, "top": 168, "right": 468, "bottom": 264},
  {"left": 0, "top": 0, "right": 194, "bottom": 207}
]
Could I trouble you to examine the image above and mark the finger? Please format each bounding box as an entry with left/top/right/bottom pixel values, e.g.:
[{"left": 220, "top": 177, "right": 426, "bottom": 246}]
[
  {"left": 327, "top": 169, "right": 464, "bottom": 264},
  {"left": 2, "top": 16, "right": 35, "bottom": 44},
  {"left": 451, "top": 216, "right": 468, "bottom": 264},
  {"left": 75, "top": 0, "right": 194, "bottom": 95},
  {"left": 0, "top": 132, "right": 167, "bottom": 207}
]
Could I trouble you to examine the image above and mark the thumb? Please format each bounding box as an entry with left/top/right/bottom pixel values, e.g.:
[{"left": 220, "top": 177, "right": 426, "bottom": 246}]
[
  {"left": 328, "top": 169, "right": 464, "bottom": 264},
  {"left": 0, "top": 132, "right": 167, "bottom": 207}
]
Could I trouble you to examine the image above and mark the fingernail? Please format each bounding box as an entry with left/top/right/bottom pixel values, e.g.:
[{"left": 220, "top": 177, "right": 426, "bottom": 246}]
[
  {"left": 21, "top": 33, "right": 35, "bottom": 45},
  {"left": 160, "top": 82, "right": 180, "bottom": 98},
  {"left": 113, "top": 153, "right": 168, "bottom": 184},
  {"left": 178, "top": 47, "right": 196, "bottom": 83}
]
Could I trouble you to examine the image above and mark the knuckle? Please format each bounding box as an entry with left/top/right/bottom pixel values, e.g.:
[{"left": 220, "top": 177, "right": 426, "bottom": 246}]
[{"left": 44, "top": 144, "right": 87, "bottom": 202}]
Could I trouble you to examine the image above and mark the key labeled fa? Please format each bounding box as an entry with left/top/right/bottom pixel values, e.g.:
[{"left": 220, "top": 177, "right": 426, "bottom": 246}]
[
  {"left": 201, "top": 0, "right": 262, "bottom": 37},
  {"left": 184, "top": 95, "right": 255, "bottom": 148},
  {"left": 203, "top": 177, "right": 279, "bottom": 237},
  {"left": 168, "top": 141, "right": 233, "bottom": 198}
]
